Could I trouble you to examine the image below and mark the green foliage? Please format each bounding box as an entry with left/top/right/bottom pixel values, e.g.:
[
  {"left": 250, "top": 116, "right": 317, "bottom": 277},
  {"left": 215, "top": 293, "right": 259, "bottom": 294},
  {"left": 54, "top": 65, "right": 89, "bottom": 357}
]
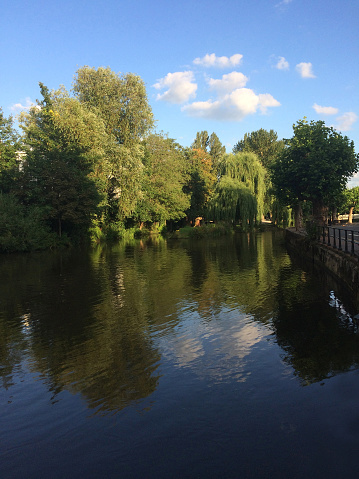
[
  {"left": 185, "top": 147, "right": 217, "bottom": 221},
  {"left": 233, "top": 128, "right": 284, "bottom": 168},
  {"left": 134, "top": 133, "right": 190, "bottom": 225},
  {"left": 175, "top": 223, "right": 233, "bottom": 239},
  {"left": 271, "top": 118, "right": 358, "bottom": 224},
  {"left": 0, "top": 109, "right": 20, "bottom": 172},
  {"left": 208, "top": 152, "right": 266, "bottom": 228},
  {"left": 0, "top": 193, "right": 57, "bottom": 252},
  {"left": 73, "top": 66, "right": 154, "bottom": 147},
  {"left": 18, "top": 83, "right": 102, "bottom": 238}
]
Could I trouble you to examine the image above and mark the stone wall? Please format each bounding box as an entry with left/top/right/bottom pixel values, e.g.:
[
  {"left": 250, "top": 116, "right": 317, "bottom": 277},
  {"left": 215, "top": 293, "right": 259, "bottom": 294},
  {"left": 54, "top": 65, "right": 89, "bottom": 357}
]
[{"left": 285, "top": 228, "right": 359, "bottom": 306}]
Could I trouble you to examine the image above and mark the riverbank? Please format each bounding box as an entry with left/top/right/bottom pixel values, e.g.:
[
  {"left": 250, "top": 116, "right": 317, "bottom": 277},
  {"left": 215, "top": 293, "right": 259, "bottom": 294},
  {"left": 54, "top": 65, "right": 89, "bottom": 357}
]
[{"left": 285, "top": 227, "right": 359, "bottom": 308}]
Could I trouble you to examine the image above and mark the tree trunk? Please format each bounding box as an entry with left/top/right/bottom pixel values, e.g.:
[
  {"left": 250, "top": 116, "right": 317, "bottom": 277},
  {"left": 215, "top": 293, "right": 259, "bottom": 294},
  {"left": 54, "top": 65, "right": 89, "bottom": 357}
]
[
  {"left": 349, "top": 206, "right": 354, "bottom": 224},
  {"left": 294, "top": 203, "right": 303, "bottom": 231},
  {"left": 312, "top": 199, "right": 328, "bottom": 226},
  {"left": 332, "top": 206, "right": 338, "bottom": 224}
]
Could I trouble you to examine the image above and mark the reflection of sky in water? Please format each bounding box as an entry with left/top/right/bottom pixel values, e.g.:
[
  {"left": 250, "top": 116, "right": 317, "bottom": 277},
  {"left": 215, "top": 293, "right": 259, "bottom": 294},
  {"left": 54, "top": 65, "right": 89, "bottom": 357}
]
[{"left": 157, "top": 303, "right": 271, "bottom": 383}]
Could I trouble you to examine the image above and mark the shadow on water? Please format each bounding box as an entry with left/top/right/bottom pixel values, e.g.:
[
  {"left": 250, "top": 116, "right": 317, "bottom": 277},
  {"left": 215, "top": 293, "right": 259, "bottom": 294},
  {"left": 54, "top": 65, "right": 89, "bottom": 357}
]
[{"left": 1, "top": 230, "right": 359, "bottom": 416}]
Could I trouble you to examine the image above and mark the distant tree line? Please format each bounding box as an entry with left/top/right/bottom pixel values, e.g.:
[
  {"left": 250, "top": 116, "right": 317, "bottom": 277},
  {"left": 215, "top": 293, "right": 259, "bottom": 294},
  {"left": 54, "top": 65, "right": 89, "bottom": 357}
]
[{"left": 0, "top": 66, "right": 358, "bottom": 252}]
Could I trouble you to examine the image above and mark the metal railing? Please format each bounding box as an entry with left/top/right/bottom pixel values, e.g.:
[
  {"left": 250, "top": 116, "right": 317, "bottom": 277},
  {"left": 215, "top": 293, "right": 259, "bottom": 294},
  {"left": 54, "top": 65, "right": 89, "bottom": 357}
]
[{"left": 317, "top": 226, "right": 359, "bottom": 256}]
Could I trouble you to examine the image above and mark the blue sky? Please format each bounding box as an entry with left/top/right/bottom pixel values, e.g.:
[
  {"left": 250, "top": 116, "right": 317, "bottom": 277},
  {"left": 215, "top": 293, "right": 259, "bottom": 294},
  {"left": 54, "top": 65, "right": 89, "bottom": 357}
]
[{"left": 1, "top": 0, "right": 358, "bottom": 180}]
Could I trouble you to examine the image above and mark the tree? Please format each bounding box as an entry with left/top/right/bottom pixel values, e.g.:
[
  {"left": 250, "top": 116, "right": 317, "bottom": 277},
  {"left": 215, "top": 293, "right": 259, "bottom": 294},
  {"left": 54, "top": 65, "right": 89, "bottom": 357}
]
[
  {"left": 18, "top": 83, "right": 102, "bottom": 238},
  {"left": 185, "top": 148, "right": 217, "bottom": 222},
  {"left": 73, "top": 66, "right": 154, "bottom": 222},
  {"left": 191, "top": 131, "right": 209, "bottom": 151},
  {"left": 208, "top": 132, "right": 226, "bottom": 173},
  {"left": 271, "top": 118, "right": 358, "bottom": 226},
  {"left": 0, "top": 109, "right": 19, "bottom": 171},
  {"left": 133, "top": 133, "right": 190, "bottom": 226},
  {"left": 233, "top": 128, "right": 284, "bottom": 169},
  {"left": 73, "top": 66, "right": 154, "bottom": 147},
  {"left": 344, "top": 187, "right": 359, "bottom": 223},
  {"left": 208, "top": 152, "right": 266, "bottom": 228}
]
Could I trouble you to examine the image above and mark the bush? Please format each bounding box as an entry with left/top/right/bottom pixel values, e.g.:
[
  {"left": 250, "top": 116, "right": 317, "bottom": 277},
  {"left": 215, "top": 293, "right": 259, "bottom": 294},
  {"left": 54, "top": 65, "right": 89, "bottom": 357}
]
[{"left": 0, "top": 193, "right": 57, "bottom": 252}]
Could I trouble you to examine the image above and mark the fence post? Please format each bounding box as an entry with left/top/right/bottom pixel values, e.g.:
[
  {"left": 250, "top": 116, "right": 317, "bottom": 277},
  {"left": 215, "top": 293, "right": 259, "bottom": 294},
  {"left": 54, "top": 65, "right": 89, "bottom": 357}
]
[
  {"left": 351, "top": 231, "right": 355, "bottom": 255},
  {"left": 345, "top": 230, "right": 348, "bottom": 253},
  {"left": 338, "top": 229, "right": 342, "bottom": 250},
  {"left": 328, "top": 226, "right": 331, "bottom": 246},
  {"left": 333, "top": 228, "right": 336, "bottom": 248}
]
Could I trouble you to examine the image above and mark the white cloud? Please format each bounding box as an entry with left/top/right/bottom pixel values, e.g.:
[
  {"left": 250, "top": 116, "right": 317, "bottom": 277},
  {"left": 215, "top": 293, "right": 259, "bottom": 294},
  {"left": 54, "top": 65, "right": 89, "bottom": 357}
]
[
  {"left": 193, "top": 53, "right": 243, "bottom": 68},
  {"left": 10, "top": 97, "right": 34, "bottom": 111},
  {"left": 296, "top": 62, "right": 316, "bottom": 78},
  {"left": 182, "top": 88, "right": 280, "bottom": 121},
  {"left": 207, "top": 71, "right": 249, "bottom": 94},
  {"left": 153, "top": 71, "right": 197, "bottom": 104},
  {"left": 275, "top": 0, "right": 293, "bottom": 7},
  {"left": 276, "top": 56, "right": 289, "bottom": 70},
  {"left": 313, "top": 103, "right": 339, "bottom": 115},
  {"left": 334, "top": 112, "right": 358, "bottom": 131}
]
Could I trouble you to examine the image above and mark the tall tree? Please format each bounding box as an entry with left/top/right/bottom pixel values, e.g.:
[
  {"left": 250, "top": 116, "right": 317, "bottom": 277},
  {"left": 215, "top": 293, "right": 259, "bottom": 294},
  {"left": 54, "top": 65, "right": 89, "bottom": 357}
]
[
  {"left": 185, "top": 148, "right": 217, "bottom": 222},
  {"left": 73, "top": 66, "right": 154, "bottom": 222},
  {"left": 208, "top": 132, "right": 226, "bottom": 172},
  {"left": 0, "top": 109, "right": 19, "bottom": 171},
  {"left": 191, "top": 131, "right": 209, "bottom": 151},
  {"left": 73, "top": 66, "right": 154, "bottom": 147},
  {"left": 18, "top": 83, "right": 102, "bottom": 238},
  {"left": 271, "top": 118, "right": 358, "bottom": 226},
  {"left": 133, "top": 133, "right": 190, "bottom": 225},
  {"left": 233, "top": 128, "right": 284, "bottom": 168},
  {"left": 209, "top": 152, "right": 266, "bottom": 227}
]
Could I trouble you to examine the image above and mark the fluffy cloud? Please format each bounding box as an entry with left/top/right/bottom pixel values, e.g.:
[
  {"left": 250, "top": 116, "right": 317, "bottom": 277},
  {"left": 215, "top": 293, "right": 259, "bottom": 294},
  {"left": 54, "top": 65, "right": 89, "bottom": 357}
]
[
  {"left": 153, "top": 71, "right": 197, "bottom": 104},
  {"left": 313, "top": 103, "right": 339, "bottom": 115},
  {"left": 334, "top": 112, "right": 358, "bottom": 131},
  {"left": 276, "top": 56, "right": 289, "bottom": 70},
  {"left": 182, "top": 88, "right": 280, "bottom": 121},
  {"left": 10, "top": 97, "right": 34, "bottom": 111},
  {"left": 193, "top": 53, "right": 243, "bottom": 68},
  {"left": 296, "top": 62, "right": 316, "bottom": 79},
  {"left": 207, "top": 71, "right": 249, "bottom": 94}
]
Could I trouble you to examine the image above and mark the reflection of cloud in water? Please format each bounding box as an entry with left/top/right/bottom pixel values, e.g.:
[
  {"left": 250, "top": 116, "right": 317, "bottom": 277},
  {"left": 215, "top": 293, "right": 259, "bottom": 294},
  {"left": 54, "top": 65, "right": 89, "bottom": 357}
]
[
  {"left": 162, "top": 308, "right": 271, "bottom": 383},
  {"left": 172, "top": 335, "right": 205, "bottom": 366}
]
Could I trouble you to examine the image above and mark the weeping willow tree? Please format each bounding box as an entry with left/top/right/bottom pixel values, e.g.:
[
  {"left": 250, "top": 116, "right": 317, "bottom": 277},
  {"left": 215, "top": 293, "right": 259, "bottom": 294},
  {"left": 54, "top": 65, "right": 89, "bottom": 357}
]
[{"left": 208, "top": 152, "right": 266, "bottom": 228}]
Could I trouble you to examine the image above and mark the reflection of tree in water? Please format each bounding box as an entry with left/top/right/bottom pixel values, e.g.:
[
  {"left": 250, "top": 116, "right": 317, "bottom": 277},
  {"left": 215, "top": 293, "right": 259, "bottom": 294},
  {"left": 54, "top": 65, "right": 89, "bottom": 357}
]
[
  {"left": 272, "top": 262, "right": 359, "bottom": 385},
  {"left": 0, "top": 247, "right": 162, "bottom": 414}
]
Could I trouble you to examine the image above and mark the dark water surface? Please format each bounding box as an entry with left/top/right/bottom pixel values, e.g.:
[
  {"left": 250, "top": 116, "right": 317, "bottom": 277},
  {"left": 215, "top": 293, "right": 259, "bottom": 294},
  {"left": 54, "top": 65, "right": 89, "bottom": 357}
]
[{"left": 2, "top": 230, "right": 359, "bottom": 478}]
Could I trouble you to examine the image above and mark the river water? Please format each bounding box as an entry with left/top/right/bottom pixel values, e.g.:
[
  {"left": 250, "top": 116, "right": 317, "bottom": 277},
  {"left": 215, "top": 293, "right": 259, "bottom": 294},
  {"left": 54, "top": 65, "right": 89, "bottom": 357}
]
[{"left": 1, "top": 230, "right": 359, "bottom": 478}]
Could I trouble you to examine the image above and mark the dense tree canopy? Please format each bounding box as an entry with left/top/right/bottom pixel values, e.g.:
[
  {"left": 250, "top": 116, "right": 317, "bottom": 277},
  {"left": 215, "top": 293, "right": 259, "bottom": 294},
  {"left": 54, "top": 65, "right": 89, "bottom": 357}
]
[
  {"left": 18, "top": 83, "right": 101, "bottom": 237},
  {"left": 271, "top": 118, "right": 358, "bottom": 225},
  {"left": 134, "top": 133, "right": 190, "bottom": 225},
  {"left": 209, "top": 152, "right": 266, "bottom": 227},
  {"left": 233, "top": 128, "right": 284, "bottom": 168},
  {"left": 0, "top": 109, "right": 19, "bottom": 172}
]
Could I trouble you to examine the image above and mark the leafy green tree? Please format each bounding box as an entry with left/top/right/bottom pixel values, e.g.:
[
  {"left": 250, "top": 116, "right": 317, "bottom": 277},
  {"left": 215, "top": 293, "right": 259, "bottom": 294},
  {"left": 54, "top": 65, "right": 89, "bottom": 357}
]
[
  {"left": 191, "top": 130, "right": 209, "bottom": 151},
  {"left": 0, "top": 193, "right": 55, "bottom": 252},
  {"left": 209, "top": 152, "right": 266, "bottom": 228},
  {"left": 185, "top": 148, "right": 217, "bottom": 222},
  {"left": 344, "top": 186, "right": 359, "bottom": 223},
  {"left": 73, "top": 66, "right": 154, "bottom": 223},
  {"left": 73, "top": 66, "right": 154, "bottom": 147},
  {"left": 19, "top": 83, "right": 102, "bottom": 238},
  {"left": 233, "top": 128, "right": 284, "bottom": 168},
  {"left": 0, "top": 109, "right": 19, "bottom": 171},
  {"left": 134, "top": 133, "right": 190, "bottom": 226},
  {"left": 208, "top": 132, "right": 226, "bottom": 173},
  {"left": 271, "top": 118, "right": 358, "bottom": 226}
]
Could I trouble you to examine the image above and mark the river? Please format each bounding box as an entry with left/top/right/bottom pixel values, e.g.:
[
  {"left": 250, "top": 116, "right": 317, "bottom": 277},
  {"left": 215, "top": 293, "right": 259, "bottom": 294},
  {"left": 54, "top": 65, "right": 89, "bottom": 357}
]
[{"left": 1, "top": 229, "right": 359, "bottom": 478}]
